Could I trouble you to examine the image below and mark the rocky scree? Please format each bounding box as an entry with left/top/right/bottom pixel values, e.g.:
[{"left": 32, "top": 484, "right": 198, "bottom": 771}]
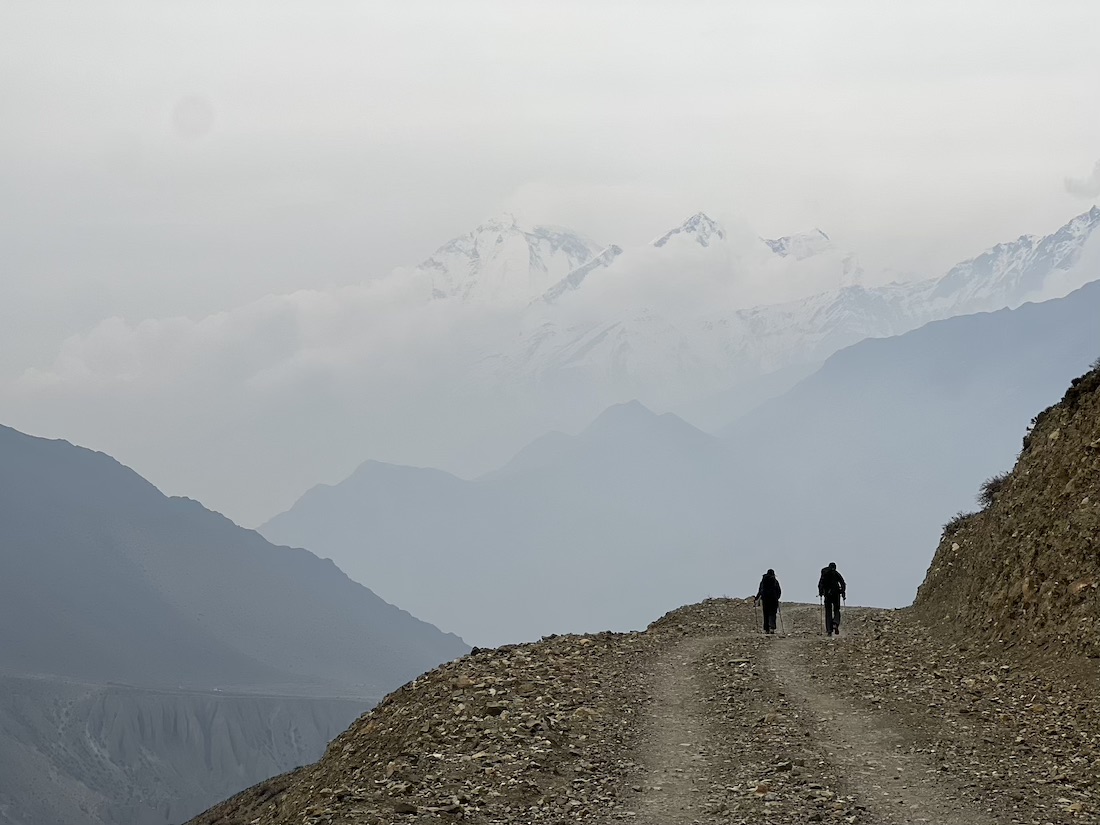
[{"left": 815, "top": 608, "right": 1100, "bottom": 822}]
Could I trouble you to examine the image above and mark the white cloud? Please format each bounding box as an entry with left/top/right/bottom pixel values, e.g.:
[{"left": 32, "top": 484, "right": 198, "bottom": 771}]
[
  {"left": 1065, "top": 160, "right": 1100, "bottom": 199},
  {"left": 4, "top": 262, "right": 557, "bottom": 524},
  {"left": 1031, "top": 221, "right": 1100, "bottom": 303},
  {"left": 15, "top": 270, "right": 488, "bottom": 398}
]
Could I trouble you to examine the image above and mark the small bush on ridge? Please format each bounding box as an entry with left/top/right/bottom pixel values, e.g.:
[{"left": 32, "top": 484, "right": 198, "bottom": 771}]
[
  {"left": 977, "top": 471, "right": 1010, "bottom": 508},
  {"left": 942, "top": 510, "right": 977, "bottom": 538}
]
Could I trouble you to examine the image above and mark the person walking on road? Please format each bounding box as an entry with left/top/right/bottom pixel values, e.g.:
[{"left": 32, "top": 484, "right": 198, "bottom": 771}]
[
  {"left": 818, "top": 562, "right": 846, "bottom": 636},
  {"left": 755, "top": 569, "right": 782, "bottom": 634}
]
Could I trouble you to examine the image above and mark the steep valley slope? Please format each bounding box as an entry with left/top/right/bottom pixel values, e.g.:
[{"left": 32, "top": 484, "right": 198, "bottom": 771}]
[
  {"left": 0, "top": 424, "right": 466, "bottom": 694},
  {"left": 192, "top": 365, "right": 1100, "bottom": 824},
  {"left": 0, "top": 677, "right": 364, "bottom": 825},
  {"left": 0, "top": 424, "right": 468, "bottom": 825}
]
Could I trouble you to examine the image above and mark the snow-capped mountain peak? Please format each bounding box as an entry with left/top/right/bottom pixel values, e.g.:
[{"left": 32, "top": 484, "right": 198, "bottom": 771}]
[
  {"left": 1046, "top": 205, "right": 1100, "bottom": 264},
  {"left": 653, "top": 212, "right": 727, "bottom": 248},
  {"left": 417, "top": 217, "right": 602, "bottom": 303},
  {"left": 476, "top": 212, "right": 519, "bottom": 232},
  {"left": 406, "top": 205, "right": 1098, "bottom": 425},
  {"left": 928, "top": 205, "right": 1100, "bottom": 306},
  {"left": 504, "top": 206, "right": 1100, "bottom": 410},
  {"left": 1066, "top": 205, "right": 1100, "bottom": 237},
  {"left": 541, "top": 245, "right": 625, "bottom": 304},
  {"left": 765, "top": 229, "right": 832, "bottom": 260}
]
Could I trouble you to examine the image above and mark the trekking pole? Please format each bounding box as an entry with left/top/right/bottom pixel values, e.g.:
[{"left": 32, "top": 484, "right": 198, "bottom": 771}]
[
  {"left": 778, "top": 604, "right": 786, "bottom": 635},
  {"left": 820, "top": 596, "right": 826, "bottom": 635},
  {"left": 754, "top": 598, "right": 761, "bottom": 634}
]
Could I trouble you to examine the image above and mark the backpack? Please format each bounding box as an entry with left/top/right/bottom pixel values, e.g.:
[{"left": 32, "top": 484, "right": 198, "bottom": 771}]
[
  {"left": 760, "top": 575, "right": 781, "bottom": 600},
  {"left": 820, "top": 567, "right": 842, "bottom": 595}
]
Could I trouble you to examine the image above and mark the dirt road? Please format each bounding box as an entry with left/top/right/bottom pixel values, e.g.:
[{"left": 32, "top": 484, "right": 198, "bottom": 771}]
[{"left": 625, "top": 601, "right": 1096, "bottom": 824}]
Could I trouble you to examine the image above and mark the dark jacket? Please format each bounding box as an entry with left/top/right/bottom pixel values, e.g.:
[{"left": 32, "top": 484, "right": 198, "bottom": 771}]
[
  {"left": 818, "top": 566, "right": 846, "bottom": 598},
  {"left": 757, "top": 573, "right": 782, "bottom": 602}
]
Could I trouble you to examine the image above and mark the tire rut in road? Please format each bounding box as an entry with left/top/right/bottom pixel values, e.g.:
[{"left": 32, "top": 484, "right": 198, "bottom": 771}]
[
  {"left": 631, "top": 636, "right": 722, "bottom": 823},
  {"left": 768, "top": 605, "right": 998, "bottom": 825}
]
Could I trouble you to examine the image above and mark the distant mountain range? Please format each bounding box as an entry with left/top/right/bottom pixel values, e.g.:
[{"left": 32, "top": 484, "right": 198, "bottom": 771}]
[
  {"left": 261, "top": 399, "right": 736, "bottom": 646},
  {"left": 385, "top": 205, "right": 1100, "bottom": 469},
  {"left": 474, "top": 206, "right": 1100, "bottom": 411},
  {"left": 7, "top": 205, "right": 1097, "bottom": 529},
  {"left": 261, "top": 279, "right": 1100, "bottom": 646},
  {"left": 0, "top": 426, "right": 467, "bottom": 824}
]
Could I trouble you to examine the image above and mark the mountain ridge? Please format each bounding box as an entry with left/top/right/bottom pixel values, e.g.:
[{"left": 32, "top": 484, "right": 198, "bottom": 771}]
[
  {"left": 416, "top": 216, "right": 601, "bottom": 303},
  {"left": 501, "top": 205, "right": 1100, "bottom": 421},
  {"left": 0, "top": 424, "right": 470, "bottom": 825},
  {"left": 0, "top": 423, "right": 467, "bottom": 694}
]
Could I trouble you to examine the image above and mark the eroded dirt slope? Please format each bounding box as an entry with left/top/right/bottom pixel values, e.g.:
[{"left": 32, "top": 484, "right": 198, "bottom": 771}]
[{"left": 916, "top": 364, "right": 1100, "bottom": 659}]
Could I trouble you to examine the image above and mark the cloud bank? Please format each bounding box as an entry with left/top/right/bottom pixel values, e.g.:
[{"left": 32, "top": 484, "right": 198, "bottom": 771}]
[
  {"left": 5, "top": 202, "right": 1100, "bottom": 527},
  {"left": 1065, "top": 159, "right": 1100, "bottom": 199},
  {"left": 1, "top": 213, "right": 875, "bottom": 524}
]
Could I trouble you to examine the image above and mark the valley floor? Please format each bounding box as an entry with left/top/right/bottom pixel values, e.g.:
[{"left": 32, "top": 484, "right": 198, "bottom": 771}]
[{"left": 189, "top": 600, "right": 1100, "bottom": 825}]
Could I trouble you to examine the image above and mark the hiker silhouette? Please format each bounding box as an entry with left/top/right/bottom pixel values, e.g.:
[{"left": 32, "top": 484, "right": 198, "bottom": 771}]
[
  {"left": 818, "top": 562, "right": 846, "bottom": 636},
  {"left": 755, "top": 569, "right": 782, "bottom": 634}
]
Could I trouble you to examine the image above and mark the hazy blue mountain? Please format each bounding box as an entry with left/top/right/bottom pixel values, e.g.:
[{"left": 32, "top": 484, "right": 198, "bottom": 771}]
[
  {"left": 487, "top": 400, "right": 720, "bottom": 478},
  {"left": 0, "top": 427, "right": 467, "bottom": 825},
  {"left": 684, "top": 361, "right": 820, "bottom": 435},
  {"left": 0, "top": 424, "right": 466, "bottom": 695},
  {"left": 261, "top": 403, "right": 735, "bottom": 645},
  {"left": 262, "top": 282, "right": 1100, "bottom": 646}
]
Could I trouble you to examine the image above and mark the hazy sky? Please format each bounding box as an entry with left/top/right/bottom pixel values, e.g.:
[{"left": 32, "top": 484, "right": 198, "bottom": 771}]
[
  {"left": 3, "top": 2, "right": 1099, "bottom": 364},
  {"left": 2, "top": 1, "right": 1099, "bottom": 523}
]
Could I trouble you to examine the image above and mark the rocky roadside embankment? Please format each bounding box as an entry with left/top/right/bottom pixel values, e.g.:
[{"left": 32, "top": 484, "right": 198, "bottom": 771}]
[
  {"left": 916, "top": 364, "right": 1100, "bottom": 660},
  {"left": 186, "top": 626, "right": 659, "bottom": 824}
]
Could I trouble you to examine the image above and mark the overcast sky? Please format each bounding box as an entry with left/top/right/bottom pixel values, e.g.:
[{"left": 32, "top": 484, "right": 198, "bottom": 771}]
[
  {"left": 3, "top": 2, "right": 1099, "bottom": 368},
  {"left": 2, "top": 1, "right": 1100, "bottom": 523}
]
